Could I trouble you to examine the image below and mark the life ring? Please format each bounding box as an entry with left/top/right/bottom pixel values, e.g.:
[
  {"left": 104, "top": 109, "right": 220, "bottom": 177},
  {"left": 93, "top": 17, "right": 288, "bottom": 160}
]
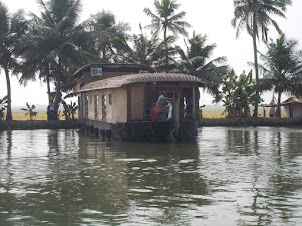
[{"left": 118, "top": 126, "right": 127, "bottom": 138}]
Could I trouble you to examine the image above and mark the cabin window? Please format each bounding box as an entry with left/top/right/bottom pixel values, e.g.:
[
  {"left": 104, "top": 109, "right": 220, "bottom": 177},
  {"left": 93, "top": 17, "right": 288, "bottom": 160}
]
[
  {"left": 84, "top": 95, "right": 88, "bottom": 117},
  {"left": 109, "top": 94, "right": 112, "bottom": 105},
  {"left": 102, "top": 95, "right": 107, "bottom": 120},
  {"left": 94, "top": 95, "right": 99, "bottom": 119}
]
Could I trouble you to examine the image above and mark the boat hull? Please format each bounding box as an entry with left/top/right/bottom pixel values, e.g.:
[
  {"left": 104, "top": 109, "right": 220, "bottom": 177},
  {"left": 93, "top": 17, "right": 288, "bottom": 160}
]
[{"left": 79, "top": 118, "right": 197, "bottom": 141}]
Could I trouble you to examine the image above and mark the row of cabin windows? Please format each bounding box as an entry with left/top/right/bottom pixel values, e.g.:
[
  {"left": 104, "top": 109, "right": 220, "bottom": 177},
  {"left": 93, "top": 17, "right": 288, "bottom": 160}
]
[{"left": 84, "top": 94, "right": 112, "bottom": 120}]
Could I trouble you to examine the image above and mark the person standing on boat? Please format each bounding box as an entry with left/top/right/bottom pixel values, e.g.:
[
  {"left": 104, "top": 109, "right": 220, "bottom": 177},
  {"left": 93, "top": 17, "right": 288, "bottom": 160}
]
[
  {"left": 155, "top": 93, "right": 173, "bottom": 120},
  {"left": 155, "top": 93, "right": 167, "bottom": 113},
  {"left": 48, "top": 101, "right": 55, "bottom": 120}
]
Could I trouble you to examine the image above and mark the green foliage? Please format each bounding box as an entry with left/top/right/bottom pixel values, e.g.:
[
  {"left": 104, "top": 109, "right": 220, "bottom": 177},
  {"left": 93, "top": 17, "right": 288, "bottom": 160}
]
[
  {"left": 19, "top": 0, "right": 97, "bottom": 118},
  {"left": 144, "top": 0, "right": 191, "bottom": 71},
  {"left": 260, "top": 35, "right": 302, "bottom": 117},
  {"left": 0, "top": 2, "right": 28, "bottom": 121},
  {"left": 21, "top": 102, "right": 38, "bottom": 120},
  {"left": 222, "top": 70, "right": 258, "bottom": 118},
  {"left": 144, "top": 0, "right": 191, "bottom": 40},
  {"left": 61, "top": 101, "right": 78, "bottom": 120},
  {"left": 112, "top": 25, "right": 160, "bottom": 66},
  {"left": 176, "top": 32, "right": 228, "bottom": 102},
  {"left": 0, "top": 96, "right": 8, "bottom": 121},
  {"left": 232, "top": 0, "right": 292, "bottom": 117},
  {"left": 86, "top": 10, "right": 130, "bottom": 62}
]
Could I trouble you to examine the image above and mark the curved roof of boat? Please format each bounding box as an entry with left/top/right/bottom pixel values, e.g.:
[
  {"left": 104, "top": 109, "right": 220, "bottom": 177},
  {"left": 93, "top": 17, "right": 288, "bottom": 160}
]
[
  {"left": 73, "top": 63, "right": 155, "bottom": 76},
  {"left": 76, "top": 72, "right": 204, "bottom": 92}
]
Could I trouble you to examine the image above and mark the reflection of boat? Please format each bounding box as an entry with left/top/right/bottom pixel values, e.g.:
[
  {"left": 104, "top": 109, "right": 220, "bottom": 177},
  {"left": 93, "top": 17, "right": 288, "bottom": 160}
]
[{"left": 73, "top": 63, "right": 204, "bottom": 141}]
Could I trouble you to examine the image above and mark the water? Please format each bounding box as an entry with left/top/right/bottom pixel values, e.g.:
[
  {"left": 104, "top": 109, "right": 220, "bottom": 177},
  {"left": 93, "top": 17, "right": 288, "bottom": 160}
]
[{"left": 0, "top": 127, "right": 302, "bottom": 225}]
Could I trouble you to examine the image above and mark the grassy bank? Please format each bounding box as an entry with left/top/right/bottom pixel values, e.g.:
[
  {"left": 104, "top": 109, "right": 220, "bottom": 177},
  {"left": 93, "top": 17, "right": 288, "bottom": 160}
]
[
  {"left": 0, "top": 108, "right": 296, "bottom": 131},
  {"left": 11, "top": 109, "right": 77, "bottom": 121},
  {"left": 200, "top": 117, "right": 302, "bottom": 127},
  {"left": 0, "top": 120, "right": 79, "bottom": 131},
  {"left": 202, "top": 107, "right": 284, "bottom": 118}
]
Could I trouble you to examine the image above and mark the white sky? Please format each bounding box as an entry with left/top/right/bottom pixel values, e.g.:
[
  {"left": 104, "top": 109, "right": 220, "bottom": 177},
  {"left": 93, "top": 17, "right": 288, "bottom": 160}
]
[{"left": 1, "top": 0, "right": 302, "bottom": 107}]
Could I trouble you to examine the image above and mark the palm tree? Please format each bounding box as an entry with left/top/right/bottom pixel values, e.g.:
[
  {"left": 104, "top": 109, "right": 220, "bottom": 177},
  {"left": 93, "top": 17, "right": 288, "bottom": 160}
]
[
  {"left": 112, "top": 25, "right": 160, "bottom": 65},
  {"left": 85, "top": 10, "right": 130, "bottom": 62},
  {"left": 260, "top": 35, "right": 302, "bottom": 117},
  {"left": 21, "top": 102, "right": 38, "bottom": 120},
  {"left": 144, "top": 0, "right": 191, "bottom": 71},
  {"left": 232, "top": 0, "right": 292, "bottom": 117},
  {"left": 177, "top": 32, "right": 228, "bottom": 102},
  {"left": 19, "top": 0, "right": 96, "bottom": 120},
  {"left": 0, "top": 95, "right": 8, "bottom": 120},
  {"left": 0, "top": 2, "right": 28, "bottom": 121}
]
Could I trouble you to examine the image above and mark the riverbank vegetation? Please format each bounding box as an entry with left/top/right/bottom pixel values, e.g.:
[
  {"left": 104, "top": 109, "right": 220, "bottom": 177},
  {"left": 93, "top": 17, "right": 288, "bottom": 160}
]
[{"left": 1, "top": 0, "right": 302, "bottom": 123}]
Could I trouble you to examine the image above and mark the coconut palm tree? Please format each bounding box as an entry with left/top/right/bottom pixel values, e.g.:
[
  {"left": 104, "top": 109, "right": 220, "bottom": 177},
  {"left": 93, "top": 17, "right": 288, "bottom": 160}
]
[
  {"left": 144, "top": 0, "right": 191, "bottom": 71},
  {"left": 176, "top": 32, "right": 228, "bottom": 102},
  {"left": 260, "top": 35, "right": 302, "bottom": 117},
  {"left": 112, "top": 25, "right": 160, "bottom": 65},
  {"left": 144, "top": 0, "right": 190, "bottom": 41},
  {"left": 112, "top": 28, "right": 178, "bottom": 71},
  {"left": 232, "top": 0, "right": 292, "bottom": 117},
  {"left": 0, "top": 2, "right": 28, "bottom": 121},
  {"left": 19, "top": 0, "right": 96, "bottom": 120},
  {"left": 85, "top": 10, "right": 130, "bottom": 62}
]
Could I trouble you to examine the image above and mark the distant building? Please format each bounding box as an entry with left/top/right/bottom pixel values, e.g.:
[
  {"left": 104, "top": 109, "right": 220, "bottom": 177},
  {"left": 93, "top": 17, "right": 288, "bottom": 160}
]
[{"left": 281, "top": 98, "right": 302, "bottom": 118}]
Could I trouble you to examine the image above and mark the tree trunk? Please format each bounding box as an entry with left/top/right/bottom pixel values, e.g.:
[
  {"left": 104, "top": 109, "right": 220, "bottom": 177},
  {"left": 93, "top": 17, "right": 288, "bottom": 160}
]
[
  {"left": 5, "top": 68, "right": 12, "bottom": 121},
  {"left": 53, "top": 74, "right": 62, "bottom": 120},
  {"left": 164, "top": 26, "right": 168, "bottom": 72},
  {"left": 275, "top": 91, "right": 282, "bottom": 118},
  {"left": 46, "top": 74, "right": 51, "bottom": 104},
  {"left": 252, "top": 14, "right": 259, "bottom": 118}
]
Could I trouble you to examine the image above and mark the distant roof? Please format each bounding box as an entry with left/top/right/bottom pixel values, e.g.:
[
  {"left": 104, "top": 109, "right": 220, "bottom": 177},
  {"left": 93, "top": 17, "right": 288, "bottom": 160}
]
[
  {"left": 281, "top": 97, "right": 302, "bottom": 105},
  {"left": 75, "top": 72, "right": 204, "bottom": 93},
  {"left": 260, "top": 103, "right": 277, "bottom": 107},
  {"left": 73, "top": 63, "right": 155, "bottom": 76}
]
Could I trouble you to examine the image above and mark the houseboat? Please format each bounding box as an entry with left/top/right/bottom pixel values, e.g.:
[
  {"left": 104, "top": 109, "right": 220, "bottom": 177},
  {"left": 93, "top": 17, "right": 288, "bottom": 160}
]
[{"left": 73, "top": 63, "right": 204, "bottom": 141}]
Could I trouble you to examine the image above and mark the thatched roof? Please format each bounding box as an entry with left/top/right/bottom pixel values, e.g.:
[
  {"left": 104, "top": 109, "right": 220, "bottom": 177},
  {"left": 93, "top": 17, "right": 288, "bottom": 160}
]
[
  {"left": 74, "top": 73, "right": 204, "bottom": 93},
  {"left": 281, "top": 97, "right": 302, "bottom": 105}
]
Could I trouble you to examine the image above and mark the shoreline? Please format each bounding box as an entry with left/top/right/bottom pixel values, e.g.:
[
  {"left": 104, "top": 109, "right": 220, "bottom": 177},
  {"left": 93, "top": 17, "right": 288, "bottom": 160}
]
[
  {"left": 0, "top": 120, "right": 79, "bottom": 131},
  {"left": 199, "top": 117, "right": 302, "bottom": 127},
  {"left": 1, "top": 117, "right": 302, "bottom": 131}
]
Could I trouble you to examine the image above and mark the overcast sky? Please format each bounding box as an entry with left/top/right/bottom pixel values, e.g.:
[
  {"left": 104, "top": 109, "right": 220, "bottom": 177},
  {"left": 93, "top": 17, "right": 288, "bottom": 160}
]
[{"left": 1, "top": 0, "right": 302, "bottom": 107}]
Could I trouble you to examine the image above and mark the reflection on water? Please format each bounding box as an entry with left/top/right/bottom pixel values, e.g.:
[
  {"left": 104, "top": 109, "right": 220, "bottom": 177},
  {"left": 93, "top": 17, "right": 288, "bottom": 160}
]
[{"left": 0, "top": 127, "right": 302, "bottom": 225}]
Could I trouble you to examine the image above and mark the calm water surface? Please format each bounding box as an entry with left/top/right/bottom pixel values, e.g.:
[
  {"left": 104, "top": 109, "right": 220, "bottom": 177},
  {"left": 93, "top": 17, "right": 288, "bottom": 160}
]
[{"left": 0, "top": 127, "right": 302, "bottom": 225}]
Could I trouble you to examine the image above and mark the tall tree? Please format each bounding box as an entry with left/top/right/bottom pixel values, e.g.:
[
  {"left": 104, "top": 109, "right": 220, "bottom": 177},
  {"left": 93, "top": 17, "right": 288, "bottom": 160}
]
[
  {"left": 0, "top": 2, "right": 27, "bottom": 121},
  {"left": 19, "top": 0, "right": 95, "bottom": 119},
  {"left": 85, "top": 10, "right": 130, "bottom": 62},
  {"left": 112, "top": 25, "right": 160, "bottom": 65},
  {"left": 232, "top": 0, "right": 292, "bottom": 117},
  {"left": 177, "top": 32, "right": 228, "bottom": 102},
  {"left": 144, "top": 0, "right": 191, "bottom": 71},
  {"left": 260, "top": 35, "right": 302, "bottom": 117}
]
